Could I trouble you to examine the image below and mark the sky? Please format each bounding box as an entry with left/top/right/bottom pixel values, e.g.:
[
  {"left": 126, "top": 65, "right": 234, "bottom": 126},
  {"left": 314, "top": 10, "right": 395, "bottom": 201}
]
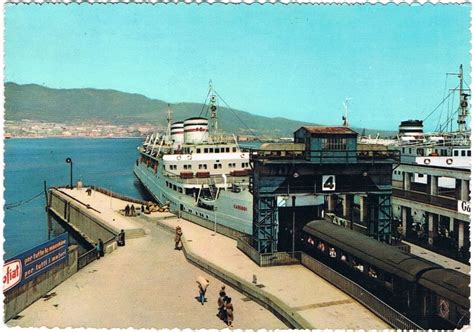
[{"left": 4, "top": 4, "right": 471, "bottom": 131}]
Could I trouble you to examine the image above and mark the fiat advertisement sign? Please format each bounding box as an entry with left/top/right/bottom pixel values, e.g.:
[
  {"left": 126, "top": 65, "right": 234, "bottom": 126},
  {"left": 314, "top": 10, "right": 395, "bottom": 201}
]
[{"left": 3, "top": 233, "right": 68, "bottom": 293}]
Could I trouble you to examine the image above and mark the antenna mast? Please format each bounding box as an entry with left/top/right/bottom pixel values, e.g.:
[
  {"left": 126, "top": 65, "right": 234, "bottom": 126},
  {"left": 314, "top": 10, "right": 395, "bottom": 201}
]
[
  {"left": 342, "top": 98, "right": 351, "bottom": 127},
  {"left": 457, "top": 64, "right": 469, "bottom": 133}
]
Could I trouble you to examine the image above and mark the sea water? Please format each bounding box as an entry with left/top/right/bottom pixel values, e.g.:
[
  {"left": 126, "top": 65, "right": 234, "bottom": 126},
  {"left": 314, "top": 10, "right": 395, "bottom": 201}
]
[
  {"left": 4, "top": 138, "right": 149, "bottom": 259},
  {"left": 4, "top": 138, "right": 262, "bottom": 259}
]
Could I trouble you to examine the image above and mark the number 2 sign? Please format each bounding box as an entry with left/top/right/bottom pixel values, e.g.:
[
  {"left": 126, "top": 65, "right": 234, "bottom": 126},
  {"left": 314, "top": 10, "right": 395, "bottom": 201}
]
[{"left": 322, "top": 175, "right": 336, "bottom": 191}]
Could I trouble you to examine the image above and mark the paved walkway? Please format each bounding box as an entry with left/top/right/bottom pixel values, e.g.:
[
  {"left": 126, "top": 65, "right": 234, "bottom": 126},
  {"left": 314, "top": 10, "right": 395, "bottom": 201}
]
[
  {"left": 9, "top": 188, "right": 389, "bottom": 329},
  {"left": 7, "top": 216, "right": 284, "bottom": 329}
]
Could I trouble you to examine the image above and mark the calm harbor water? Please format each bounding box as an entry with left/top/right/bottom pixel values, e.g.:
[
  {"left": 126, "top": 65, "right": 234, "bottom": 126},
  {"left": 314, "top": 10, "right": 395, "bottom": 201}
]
[
  {"left": 4, "top": 138, "right": 150, "bottom": 259},
  {"left": 4, "top": 138, "right": 261, "bottom": 259}
]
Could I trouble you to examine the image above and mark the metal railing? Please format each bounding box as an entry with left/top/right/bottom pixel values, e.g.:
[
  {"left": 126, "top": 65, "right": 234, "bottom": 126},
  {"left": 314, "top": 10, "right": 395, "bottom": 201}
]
[
  {"left": 300, "top": 253, "right": 422, "bottom": 330},
  {"left": 237, "top": 235, "right": 301, "bottom": 267},
  {"left": 236, "top": 234, "right": 421, "bottom": 329},
  {"left": 91, "top": 186, "right": 149, "bottom": 205},
  {"left": 393, "top": 188, "right": 458, "bottom": 211},
  {"left": 249, "top": 149, "right": 400, "bottom": 164},
  {"left": 77, "top": 235, "right": 116, "bottom": 270}
]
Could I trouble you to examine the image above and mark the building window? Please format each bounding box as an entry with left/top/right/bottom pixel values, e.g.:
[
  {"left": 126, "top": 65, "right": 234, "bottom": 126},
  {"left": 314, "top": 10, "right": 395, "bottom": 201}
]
[
  {"left": 461, "top": 150, "right": 466, "bottom": 157},
  {"left": 204, "top": 148, "right": 208, "bottom": 153},
  {"left": 226, "top": 148, "right": 230, "bottom": 152},
  {"left": 454, "top": 150, "right": 459, "bottom": 156},
  {"left": 197, "top": 148, "right": 201, "bottom": 153},
  {"left": 321, "top": 137, "right": 347, "bottom": 150}
]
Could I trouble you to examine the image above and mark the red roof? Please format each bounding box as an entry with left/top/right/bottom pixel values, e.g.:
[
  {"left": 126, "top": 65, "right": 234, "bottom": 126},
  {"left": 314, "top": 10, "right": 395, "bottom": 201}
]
[{"left": 300, "top": 126, "right": 358, "bottom": 135}]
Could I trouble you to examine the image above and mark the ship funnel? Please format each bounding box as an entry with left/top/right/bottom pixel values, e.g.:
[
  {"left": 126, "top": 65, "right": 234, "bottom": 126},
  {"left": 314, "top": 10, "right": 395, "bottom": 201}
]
[
  {"left": 171, "top": 122, "right": 184, "bottom": 150},
  {"left": 399, "top": 120, "right": 423, "bottom": 141},
  {"left": 184, "top": 117, "right": 209, "bottom": 144}
]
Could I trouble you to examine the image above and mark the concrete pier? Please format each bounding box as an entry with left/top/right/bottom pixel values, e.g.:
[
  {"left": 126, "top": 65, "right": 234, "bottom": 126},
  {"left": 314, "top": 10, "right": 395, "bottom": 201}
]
[{"left": 8, "top": 187, "right": 389, "bottom": 329}]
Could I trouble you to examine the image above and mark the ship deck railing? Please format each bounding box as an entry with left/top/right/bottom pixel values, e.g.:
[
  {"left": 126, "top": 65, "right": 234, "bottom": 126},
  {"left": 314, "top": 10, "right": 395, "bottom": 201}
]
[
  {"left": 249, "top": 149, "right": 400, "bottom": 164},
  {"left": 164, "top": 173, "right": 250, "bottom": 186}
]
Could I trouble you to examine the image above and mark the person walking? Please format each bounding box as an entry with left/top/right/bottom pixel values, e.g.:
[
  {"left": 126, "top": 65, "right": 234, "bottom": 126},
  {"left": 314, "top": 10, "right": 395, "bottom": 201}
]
[
  {"left": 175, "top": 226, "right": 183, "bottom": 250},
  {"left": 217, "top": 286, "right": 227, "bottom": 320},
  {"left": 196, "top": 276, "right": 209, "bottom": 305},
  {"left": 225, "top": 297, "right": 234, "bottom": 327},
  {"left": 124, "top": 204, "right": 130, "bottom": 216},
  {"left": 130, "top": 205, "right": 136, "bottom": 216}
]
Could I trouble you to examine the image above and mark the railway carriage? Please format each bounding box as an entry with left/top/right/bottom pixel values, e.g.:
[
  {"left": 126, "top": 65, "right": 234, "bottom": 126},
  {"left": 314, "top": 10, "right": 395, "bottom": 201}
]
[{"left": 301, "top": 220, "right": 470, "bottom": 329}]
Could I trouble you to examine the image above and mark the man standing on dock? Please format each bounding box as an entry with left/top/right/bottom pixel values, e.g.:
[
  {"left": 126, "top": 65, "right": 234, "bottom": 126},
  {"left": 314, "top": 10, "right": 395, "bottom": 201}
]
[{"left": 117, "top": 229, "right": 125, "bottom": 246}]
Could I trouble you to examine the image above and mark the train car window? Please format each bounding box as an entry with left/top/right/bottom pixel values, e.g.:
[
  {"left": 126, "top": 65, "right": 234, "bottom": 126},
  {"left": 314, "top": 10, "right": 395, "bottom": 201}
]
[
  {"left": 329, "top": 247, "right": 337, "bottom": 258},
  {"left": 351, "top": 259, "right": 364, "bottom": 272},
  {"left": 317, "top": 241, "right": 325, "bottom": 252},
  {"left": 368, "top": 267, "right": 378, "bottom": 278}
]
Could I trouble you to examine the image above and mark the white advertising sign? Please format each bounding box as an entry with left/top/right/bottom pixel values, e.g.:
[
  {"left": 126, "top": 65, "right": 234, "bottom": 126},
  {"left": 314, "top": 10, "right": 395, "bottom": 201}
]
[{"left": 457, "top": 200, "right": 470, "bottom": 215}]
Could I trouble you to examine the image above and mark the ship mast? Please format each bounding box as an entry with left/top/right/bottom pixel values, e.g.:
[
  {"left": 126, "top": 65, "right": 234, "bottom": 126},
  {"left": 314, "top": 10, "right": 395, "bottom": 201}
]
[
  {"left": 209, "top": 80, "right": 218, "bottom": 139},
  {"left": 166, "top": 104, "right": 172, "bottom": 141},
  {"left": 457, "top": 64, "right": 469, "bottom": 133}
]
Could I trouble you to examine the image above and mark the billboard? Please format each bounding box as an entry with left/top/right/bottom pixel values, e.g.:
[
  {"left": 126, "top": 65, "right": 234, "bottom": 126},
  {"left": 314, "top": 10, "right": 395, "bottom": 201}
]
[{"left": 3, "top": 233, "right": 68, "bottom": 293}]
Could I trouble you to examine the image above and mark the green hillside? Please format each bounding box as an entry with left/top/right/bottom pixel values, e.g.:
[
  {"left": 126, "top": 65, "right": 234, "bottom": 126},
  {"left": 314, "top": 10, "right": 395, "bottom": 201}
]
[{"left": 4, "top": 82, "right": 395, "bottom": 137}]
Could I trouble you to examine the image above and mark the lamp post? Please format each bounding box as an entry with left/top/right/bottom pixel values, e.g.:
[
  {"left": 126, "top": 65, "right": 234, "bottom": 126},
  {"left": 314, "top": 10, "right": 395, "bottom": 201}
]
[
  {"left": 65, "top": 158, "right": 73, "bottom": 188},
  {"left": 292, "top": 195, "right": 296, "bottom": 258}
]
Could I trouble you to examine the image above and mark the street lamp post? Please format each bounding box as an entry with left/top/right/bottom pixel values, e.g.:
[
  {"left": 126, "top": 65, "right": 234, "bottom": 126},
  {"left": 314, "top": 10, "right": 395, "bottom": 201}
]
[
  {"left": 292, "top": 195, "right": 296, "bottom": 258},
  {"left": 65, "top": 158, "right": 73, "bottom": 188}
]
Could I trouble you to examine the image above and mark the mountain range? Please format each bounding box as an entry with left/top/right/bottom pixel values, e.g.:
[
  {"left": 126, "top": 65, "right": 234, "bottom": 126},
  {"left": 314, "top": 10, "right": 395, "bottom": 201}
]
[{"left": 5, "top": 82, "right": 395, "bottom": 137}]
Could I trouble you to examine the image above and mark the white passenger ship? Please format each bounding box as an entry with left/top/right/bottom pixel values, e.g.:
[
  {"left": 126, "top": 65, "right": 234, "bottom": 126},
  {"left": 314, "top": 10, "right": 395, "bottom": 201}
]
[{"left": 133, "top": 84, "right": 254, "bottom": 234}]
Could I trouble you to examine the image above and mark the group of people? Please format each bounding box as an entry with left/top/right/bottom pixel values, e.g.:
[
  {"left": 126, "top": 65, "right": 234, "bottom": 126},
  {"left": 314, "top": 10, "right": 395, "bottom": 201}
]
[
  {"left": 196, "top": 278, "right": 234, "bottom": 327},
  {"left": 217, "top": 285, "right": 234, "bottom": 327},
  {"left": 96, "top": 229, "right": 126, "bottom": 259},
  {"left": 124, "top": 204, "right": 140, "bottom": 216}
]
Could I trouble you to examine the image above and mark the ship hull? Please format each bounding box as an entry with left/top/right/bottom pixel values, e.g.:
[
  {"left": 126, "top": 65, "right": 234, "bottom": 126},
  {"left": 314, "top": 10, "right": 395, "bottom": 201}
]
[{"left": 134, "top": 162, "right": 253, "bottom": 234}]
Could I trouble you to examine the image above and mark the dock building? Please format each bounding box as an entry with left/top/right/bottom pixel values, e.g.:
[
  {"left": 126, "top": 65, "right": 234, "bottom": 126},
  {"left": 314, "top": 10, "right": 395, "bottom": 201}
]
[
  {"left": 392, "top": 163, "right": 470, "bottom": 262},
  {"left": 248, "top": 126, "right": 399, "bottom": 253}
]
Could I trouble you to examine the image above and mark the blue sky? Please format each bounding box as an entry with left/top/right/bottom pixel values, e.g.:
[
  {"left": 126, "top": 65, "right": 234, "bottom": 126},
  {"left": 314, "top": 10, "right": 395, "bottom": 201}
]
[{"left": 4, "top": 4, "right": 471, "bottom": 131}]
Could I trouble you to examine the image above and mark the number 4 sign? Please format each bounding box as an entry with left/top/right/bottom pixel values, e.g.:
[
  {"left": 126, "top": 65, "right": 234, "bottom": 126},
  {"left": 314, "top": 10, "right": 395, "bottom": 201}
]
[{"left": 322, "top": 175, "right": 336, "bottom": 191}]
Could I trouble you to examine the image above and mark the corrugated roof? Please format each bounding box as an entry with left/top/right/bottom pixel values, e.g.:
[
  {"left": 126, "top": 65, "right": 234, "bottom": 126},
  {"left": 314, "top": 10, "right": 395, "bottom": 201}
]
[
  {"left": 303, "top": 220, "right": 440, "bottom": 281},
  {"left": 300, "top": 126, "right": 358, "bottom": 135}
]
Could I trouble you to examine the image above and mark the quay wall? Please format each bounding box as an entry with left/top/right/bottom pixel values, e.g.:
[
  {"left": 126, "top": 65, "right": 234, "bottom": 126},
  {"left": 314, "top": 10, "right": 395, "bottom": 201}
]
[
  {"left": 155, "top": 221, "right": 310, "bottom": 329},
  {"left": 4, "top": 245, "right": 79, "bottom": 322},
  {"left": 49, "top": 189, "right": 117, "bottom": 244}
]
